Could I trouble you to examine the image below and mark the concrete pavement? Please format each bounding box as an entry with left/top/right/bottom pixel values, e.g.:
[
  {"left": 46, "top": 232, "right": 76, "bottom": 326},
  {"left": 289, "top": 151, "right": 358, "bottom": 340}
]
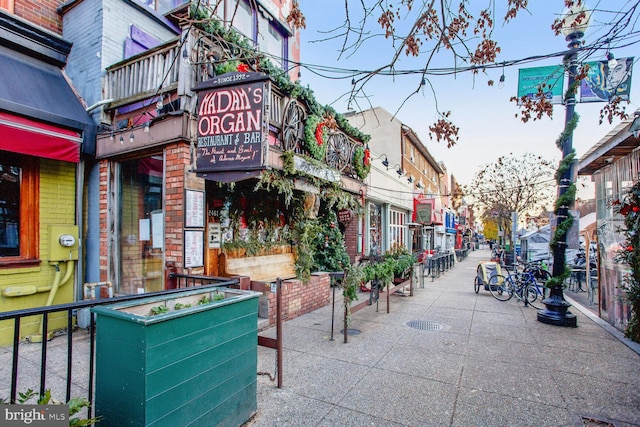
[{"left": 251, "top": 248, "right": 640, "bottom": 427}]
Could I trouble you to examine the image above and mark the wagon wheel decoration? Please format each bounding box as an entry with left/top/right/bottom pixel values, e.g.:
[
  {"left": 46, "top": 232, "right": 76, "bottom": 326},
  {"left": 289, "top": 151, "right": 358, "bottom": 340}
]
[
  {"left": 325, "top": 131, "right": 351, "bottom": 172},
  {"left": 280, "top": 99, "right": 306, "bottom": 151}
]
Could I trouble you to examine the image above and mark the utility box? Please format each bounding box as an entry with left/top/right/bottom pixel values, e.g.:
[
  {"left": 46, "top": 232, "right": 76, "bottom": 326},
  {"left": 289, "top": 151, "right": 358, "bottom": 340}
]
[{"left": 48, "top": 225, "right": 79, "bottom": 261}]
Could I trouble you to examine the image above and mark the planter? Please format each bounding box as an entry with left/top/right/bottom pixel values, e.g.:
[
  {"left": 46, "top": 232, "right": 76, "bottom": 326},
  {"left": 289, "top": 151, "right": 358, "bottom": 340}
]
[{"left": 92, "top": 287, "right": 260, "bottom": 427}]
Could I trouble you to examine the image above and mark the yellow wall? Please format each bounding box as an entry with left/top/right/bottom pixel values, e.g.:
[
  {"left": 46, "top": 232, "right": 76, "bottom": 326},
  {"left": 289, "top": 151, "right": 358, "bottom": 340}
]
[{"left": 0, "top": 158, "right": 77, "bottom": 345}]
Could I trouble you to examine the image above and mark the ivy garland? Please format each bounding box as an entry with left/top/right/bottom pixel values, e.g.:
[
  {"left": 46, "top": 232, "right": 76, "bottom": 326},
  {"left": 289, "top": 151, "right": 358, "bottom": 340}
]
[
  {"left": 611, "top": 176, "right": 640, "bottom": 342},
  {"left": 546, "top": 112, "right": 580, "bottom": 289}
]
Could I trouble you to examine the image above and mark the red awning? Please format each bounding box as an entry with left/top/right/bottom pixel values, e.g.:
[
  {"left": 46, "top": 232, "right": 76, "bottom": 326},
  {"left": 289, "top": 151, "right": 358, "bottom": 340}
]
[{"left": 0, "top": 112, "right": 82, "bottom": 163}]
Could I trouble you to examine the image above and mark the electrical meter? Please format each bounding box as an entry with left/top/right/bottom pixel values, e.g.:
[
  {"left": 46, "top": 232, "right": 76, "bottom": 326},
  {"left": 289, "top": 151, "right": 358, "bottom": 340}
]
[{"left": 59, "top": 234, "right": 76, "bottom": 247}]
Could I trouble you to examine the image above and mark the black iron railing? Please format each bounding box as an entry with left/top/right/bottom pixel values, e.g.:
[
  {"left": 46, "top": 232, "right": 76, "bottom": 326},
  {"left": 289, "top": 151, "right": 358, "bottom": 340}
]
[{"left": 0, "top": 277, "right": 237, "bottom": 417}]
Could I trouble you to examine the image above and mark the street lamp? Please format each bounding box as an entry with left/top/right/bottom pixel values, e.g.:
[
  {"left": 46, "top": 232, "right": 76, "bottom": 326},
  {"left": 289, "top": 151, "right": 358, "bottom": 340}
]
[{"left": 538, "top": 4, "right": 590, "bottom": 327}]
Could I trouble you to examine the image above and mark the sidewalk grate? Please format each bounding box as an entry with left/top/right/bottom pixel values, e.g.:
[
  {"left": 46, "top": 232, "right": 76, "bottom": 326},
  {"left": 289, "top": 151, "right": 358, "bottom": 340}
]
[{"left": 405, "top": 320, "right": 445, "bottom": 331}]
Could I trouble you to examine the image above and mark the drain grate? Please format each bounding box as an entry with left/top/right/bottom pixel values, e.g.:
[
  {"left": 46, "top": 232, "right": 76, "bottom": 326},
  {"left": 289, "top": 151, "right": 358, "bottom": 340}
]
[{"left": 405, "top": 320, "right": 445, "bottom": 331}]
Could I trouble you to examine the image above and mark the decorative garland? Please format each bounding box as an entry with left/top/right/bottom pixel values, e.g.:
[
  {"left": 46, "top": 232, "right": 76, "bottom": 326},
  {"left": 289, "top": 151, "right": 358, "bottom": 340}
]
[
  {"left": 611, "top": 176, "right": 640, "bottom": 342},
  {"left": 546, "top": 112, "right": 580, "bottom": 289},
  {"left": 352, "top": 145, "right": 371, "bottom": 180},
  {"left": 304, "top": 114, "right": 328, "bottom": 160}
]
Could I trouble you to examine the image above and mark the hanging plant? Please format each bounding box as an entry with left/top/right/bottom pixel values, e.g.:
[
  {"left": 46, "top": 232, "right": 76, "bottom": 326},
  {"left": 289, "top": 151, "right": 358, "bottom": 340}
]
[
  {"left": 303, "top": 114, "right": 328, "bottom": 160},
  {"left": 611, "top": 176, "right": 640, "bottom": 342},
  {"left": 352, "top": 145, "right": 371, "bottom": 180}
]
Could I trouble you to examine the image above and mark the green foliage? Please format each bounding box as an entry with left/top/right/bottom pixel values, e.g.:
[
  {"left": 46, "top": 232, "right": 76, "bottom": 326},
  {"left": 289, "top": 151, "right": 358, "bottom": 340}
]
[
  {"left": 352, "top": 145, "right": 371, "bottom": 180},
  {"left": 612, "top": 176, "right": 640, "bottom": 342},
  {"left": 312, "top": 211, "right": 350, "bottom": 273},
  {"left": 150, "top": 305, "right": 169, "bottom": 316},
  {"left": 292, "top": 219, "right": 322, "bottom": 282},
  {"left": 303, "top": 114, "right": 328, "bottom": 160},
  {"left": 1, "top": 388, "right": 101, "bottom": 426},
  {"left": 363, "top": 260, "right": 394, "bottom": 288}
]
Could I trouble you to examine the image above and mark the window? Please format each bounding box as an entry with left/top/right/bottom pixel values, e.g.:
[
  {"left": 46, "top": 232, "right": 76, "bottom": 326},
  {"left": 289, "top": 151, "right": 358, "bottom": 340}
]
[
  {"left": 0, "top": 152, "right": 38, "bottom": 265},
  {"left": 231, "top": 0, "right": 254, "bottom": 40},
  {"left": 257, "top": 12, "right": 285, "bottom": 68},
  {"left": 117, "top": 156, "right": 164, "bottom": 295},
  {"left": 389, "top": 209, "right": 406, "bottom": 251},
  {"left": 230, "top": 0, "right": 289, "bottom": 70}
]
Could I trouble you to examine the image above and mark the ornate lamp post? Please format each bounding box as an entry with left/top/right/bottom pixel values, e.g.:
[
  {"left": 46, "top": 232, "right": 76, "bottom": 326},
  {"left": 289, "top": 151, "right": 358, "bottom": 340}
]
[{"left": 538, "top": 5, "right": 591, "bottom": 327}]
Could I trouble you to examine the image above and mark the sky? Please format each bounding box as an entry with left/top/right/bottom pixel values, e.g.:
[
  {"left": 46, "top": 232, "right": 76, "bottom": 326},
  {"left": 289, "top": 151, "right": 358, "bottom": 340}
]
[{"left": 296, "top": 1, "right": 640, "bottom": 199}]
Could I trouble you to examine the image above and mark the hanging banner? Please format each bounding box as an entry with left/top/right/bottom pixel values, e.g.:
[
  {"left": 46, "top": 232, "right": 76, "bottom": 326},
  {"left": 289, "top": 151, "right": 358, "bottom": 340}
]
[
  {"left": 580, "top": 57, "right": 634, "bottom": 103},
  {"left": 516, "top": 65, "right": 565, "bottom": 105},
  {"left": 195, "top": 72, "right": 269, "bottom": 172}
]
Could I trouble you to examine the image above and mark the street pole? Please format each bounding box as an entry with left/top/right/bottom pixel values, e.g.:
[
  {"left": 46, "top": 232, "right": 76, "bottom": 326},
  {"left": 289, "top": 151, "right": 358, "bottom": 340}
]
[{"left": 538, "top": 7, "right": 589, "bottom": 327}]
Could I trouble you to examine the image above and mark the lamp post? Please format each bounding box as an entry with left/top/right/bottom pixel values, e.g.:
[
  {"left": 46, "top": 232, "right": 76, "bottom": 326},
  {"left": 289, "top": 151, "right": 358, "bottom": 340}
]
[{"left": 538, "top": 5, "right": 590, "bottom": 327}]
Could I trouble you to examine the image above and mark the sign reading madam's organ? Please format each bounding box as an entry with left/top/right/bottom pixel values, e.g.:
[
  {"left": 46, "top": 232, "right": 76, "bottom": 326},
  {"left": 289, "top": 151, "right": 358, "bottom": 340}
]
[{"left": 196, "top": 73, "right": 268, "bottom": 172}]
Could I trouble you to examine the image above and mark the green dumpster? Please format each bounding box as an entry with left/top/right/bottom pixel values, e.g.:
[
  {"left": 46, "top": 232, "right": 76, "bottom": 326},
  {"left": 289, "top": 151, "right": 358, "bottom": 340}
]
[{"left": 92, "top": 287, "right": 260, "bottom": 427}]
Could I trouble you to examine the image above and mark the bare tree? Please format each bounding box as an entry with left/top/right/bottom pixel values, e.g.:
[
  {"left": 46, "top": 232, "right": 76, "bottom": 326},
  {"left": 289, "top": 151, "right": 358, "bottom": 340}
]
[
  {"left": 464, "top": 153, "right": 556, "bottom": 245},
  {"left": 286, "top": 1, "right": 640, "bottom": 147}
]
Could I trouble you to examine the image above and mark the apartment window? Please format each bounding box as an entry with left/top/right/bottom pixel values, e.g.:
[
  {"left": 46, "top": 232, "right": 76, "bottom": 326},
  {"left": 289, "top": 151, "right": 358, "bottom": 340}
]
[
  {"left": 0, "top": 153, "right": 38, "bottom": 264},
  {"left": 230, "top": 0, "right": 289, "bottom": 70},
  {"left": 231, "top": 0, "right": 254, "bottom": 40}
]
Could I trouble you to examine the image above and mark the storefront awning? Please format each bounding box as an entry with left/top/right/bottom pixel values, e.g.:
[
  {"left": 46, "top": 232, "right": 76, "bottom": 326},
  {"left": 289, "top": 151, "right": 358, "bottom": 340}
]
[
  {"left": 0, "top": 46, "right": 96, "bottom": 161},
  {"left": 0, "top": 112, "right": 82, "bottom": 163}
]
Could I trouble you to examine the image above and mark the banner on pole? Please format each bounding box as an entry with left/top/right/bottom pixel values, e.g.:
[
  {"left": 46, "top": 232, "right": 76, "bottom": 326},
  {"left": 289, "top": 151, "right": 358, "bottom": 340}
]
[
  {"left": 580, "top": 57, "right": 634, "bottom": 103},
  {"left": 516, "top": 66, "right": 565, "bottom": 105}
]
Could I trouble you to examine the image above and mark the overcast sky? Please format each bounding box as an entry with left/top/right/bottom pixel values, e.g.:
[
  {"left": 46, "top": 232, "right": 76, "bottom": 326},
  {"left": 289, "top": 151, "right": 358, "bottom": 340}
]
[{"left": 297, "top": 1, "right": 639, "bottom": 199}]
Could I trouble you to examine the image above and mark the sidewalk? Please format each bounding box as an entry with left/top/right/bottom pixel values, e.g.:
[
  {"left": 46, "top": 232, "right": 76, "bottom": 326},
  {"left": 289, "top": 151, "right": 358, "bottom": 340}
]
[{"left": 251, "top": 248, "right": 640, "bottom": 427}]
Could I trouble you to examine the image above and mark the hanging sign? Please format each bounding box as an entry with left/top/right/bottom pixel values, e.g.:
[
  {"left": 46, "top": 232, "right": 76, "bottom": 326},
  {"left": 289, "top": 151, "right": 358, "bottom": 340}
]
[
  {"left": 516, "top": 66, "right": 565, "bottom": 105},
  {"left": 580, "top": 57, "right": 634, "bottom": 103},
  {"left": 337, "top": 209, "right": 353, "bottom": 224},
  {"left": 195, "top": 72, "right": 269, "bottom": 172}
]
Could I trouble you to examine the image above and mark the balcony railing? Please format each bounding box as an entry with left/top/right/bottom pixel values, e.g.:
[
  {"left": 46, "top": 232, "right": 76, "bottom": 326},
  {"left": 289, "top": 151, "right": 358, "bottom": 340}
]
[{"left": 103, "top": 37, "right": 181, "bottom": 108}]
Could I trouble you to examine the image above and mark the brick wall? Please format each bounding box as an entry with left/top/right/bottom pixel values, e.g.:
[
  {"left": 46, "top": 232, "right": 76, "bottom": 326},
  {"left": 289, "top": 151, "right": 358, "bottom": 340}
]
[
  {"left": 13, "top": 0, "right": 63, "bottom": 34},
  {"left": 343, "top": 215, "right": 360, "bottom": 263},
  {"left": 252, "top": 272, "right": 331, "bottom": 327}
]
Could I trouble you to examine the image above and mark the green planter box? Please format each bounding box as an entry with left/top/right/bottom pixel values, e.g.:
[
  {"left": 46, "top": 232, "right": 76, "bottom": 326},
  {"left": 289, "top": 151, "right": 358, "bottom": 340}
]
[{"left": 92, "top": 287, "right": 260, "bottom": 427}]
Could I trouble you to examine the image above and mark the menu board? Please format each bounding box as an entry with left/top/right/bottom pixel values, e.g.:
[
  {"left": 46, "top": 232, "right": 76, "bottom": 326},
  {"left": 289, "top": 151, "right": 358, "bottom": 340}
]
[
  {"left": 185, "top": 189, "right": 205, "bottom": 228},
  {"left": 184, "top": 230, "right": 204, "bottom": 268}
]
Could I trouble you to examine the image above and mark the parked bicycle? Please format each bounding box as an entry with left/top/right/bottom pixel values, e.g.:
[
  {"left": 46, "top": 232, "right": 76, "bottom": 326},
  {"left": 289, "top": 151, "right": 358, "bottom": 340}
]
[
  {"left": 487, "top": 264, "right": 544, "bottom": 309},
  {"left": 521, "top": 261, "right": 552, "bottom": 300}
]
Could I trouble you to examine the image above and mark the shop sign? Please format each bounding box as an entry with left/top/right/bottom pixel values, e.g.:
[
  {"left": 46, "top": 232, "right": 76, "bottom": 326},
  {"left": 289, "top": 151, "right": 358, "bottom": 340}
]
[
  {"left": 293, "top": 155, "right": 341, "bottom": 182},
  {"left": 414, "top": 198, "right": 432, "bottom": 224},
  {"left": 196, "top": 74, "right": 268, "bottom": 172},
  {"left": 338, "top": 209, "right": 352, "bottom": 224}
]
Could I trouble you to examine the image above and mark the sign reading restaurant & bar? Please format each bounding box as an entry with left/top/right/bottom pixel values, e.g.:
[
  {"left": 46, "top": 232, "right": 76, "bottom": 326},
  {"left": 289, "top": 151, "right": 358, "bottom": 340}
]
[{"left": 195, "top": 72, "right": 269, "bottom": 172}]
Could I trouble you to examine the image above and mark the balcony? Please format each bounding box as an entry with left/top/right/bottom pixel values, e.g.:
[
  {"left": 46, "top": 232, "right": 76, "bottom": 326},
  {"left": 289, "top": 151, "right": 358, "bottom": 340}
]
[{"left": 99, "top": 28, "right": 367, "bottom": 186}]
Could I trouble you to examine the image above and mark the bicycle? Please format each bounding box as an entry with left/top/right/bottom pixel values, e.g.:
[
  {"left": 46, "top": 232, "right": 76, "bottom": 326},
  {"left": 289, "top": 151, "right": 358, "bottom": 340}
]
[
  {"left": 487, "top": 264, "right": 543, "bottom": 309},
  {"left": 521, "top": 261, "right": 551, "bottom": 301}
]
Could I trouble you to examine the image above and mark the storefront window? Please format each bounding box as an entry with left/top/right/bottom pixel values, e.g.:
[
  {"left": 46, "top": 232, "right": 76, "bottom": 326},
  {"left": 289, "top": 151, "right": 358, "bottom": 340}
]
[
  {"left": 118, "top": 156, "right": 164, "bottom": 294},
  {"left": 0, "top": 153, "right": 38, "bottom": 263},
  {"left": 389, "top": 209, "right": 406, "bottom": 251},
  {"left": 369, "top": 203, "right": 382, "bottom": 256}
]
